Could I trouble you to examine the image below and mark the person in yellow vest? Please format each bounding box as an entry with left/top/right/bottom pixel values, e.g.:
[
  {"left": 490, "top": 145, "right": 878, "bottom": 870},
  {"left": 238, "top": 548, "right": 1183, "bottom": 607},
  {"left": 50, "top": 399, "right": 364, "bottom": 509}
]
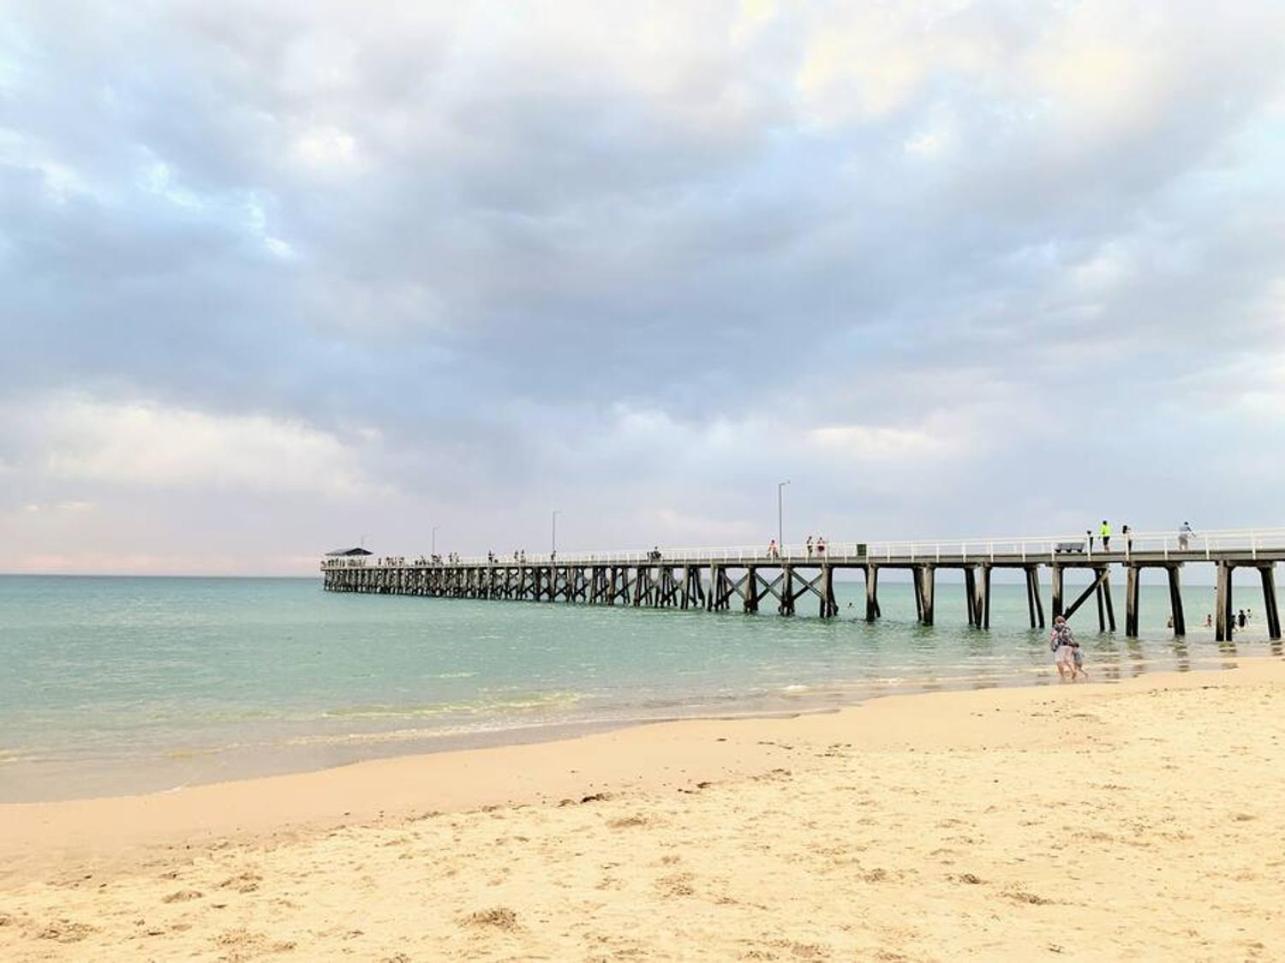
[{"left": 1099, "top": 519, "right": 1112, "bottom": 550}]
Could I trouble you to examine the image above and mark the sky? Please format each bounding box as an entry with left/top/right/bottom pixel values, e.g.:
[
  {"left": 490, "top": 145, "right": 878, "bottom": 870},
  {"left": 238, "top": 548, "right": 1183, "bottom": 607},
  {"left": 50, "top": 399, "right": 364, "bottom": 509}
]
[{"left": 2, "top": 0, "right": 1284, "bottom": 575}]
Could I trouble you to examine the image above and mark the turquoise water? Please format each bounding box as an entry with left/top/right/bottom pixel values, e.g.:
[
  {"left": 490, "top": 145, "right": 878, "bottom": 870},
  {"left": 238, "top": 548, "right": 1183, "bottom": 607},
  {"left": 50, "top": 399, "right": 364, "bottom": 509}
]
[{"left": 0, "top": 573, "right": 1278, "bottom": 801}]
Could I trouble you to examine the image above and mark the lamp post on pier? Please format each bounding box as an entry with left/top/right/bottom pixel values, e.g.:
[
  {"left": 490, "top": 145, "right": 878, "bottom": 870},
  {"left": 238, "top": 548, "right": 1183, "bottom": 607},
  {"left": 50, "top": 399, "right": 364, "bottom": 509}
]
[
  {"left": 777, "top": 480, "right": 790, "bottom": 555},
  {"left": 551, "top": 510, "right": 560, "bottom": 559},
  {"left": 431, "top": 526, "right": 438, "bottom": 556}
]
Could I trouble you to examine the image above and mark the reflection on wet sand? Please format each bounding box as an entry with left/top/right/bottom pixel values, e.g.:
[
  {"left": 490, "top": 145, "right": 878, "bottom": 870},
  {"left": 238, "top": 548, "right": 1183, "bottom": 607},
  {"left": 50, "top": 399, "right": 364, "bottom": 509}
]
[
  {"left": 1218, "top": 639, "right": 1238, "bottom": 669},
  {"left": 1123, "top": 637, "right": 1148, "bottom": 678}
]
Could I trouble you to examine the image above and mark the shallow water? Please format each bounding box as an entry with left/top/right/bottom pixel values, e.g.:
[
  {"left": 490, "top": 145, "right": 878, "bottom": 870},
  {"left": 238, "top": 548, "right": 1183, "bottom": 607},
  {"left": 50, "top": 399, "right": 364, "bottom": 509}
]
[{"left": 0, "top": 573, "right": 1277, "bottom": 801}]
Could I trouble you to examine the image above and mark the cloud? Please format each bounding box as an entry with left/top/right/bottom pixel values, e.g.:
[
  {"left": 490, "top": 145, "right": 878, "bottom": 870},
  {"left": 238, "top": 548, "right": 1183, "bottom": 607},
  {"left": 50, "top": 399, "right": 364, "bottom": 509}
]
[
  {"left": 30, "top": 398, "right": 380, "bottom": 497},
  {"left": 291, "top": 126, "right": 362, "bottom": 173},
  {"left": 19, "top": 500, "right": 95, "bottom": 513},
  {"left": 807, "top": 423, "right": 964, "bottom": 461}
]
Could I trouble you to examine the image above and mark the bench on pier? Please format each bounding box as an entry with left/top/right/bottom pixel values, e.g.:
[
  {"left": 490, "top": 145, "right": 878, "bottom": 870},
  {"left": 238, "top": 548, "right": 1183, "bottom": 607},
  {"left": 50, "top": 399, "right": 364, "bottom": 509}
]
[{"left": 1054, "top": 541, "right": 1086, "bottom": 554}]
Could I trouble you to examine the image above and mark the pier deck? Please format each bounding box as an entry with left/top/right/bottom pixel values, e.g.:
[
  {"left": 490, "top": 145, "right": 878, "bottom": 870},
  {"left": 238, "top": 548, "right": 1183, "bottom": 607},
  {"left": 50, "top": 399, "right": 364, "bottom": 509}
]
[{"left": 322, "top": 529, "right": 1285, "bottom": 641}]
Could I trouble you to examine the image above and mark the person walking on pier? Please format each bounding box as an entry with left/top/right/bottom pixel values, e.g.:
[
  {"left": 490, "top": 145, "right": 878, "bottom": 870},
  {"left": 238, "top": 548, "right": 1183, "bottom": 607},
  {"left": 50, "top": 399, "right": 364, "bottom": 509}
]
[
  {"left": 816, "top": 536, "right": 827, "bottom": 558},
  {"left": 1100, "top": 520, "right": 1112, "bottom": 551},
  {"left": 806, "top": 536, "right": 813, "bottom": 559},
  {"left": 767, "top": 539, "right": 779, "bottom": 559},
  {"left": 1179, "top": 521, "right": 1194, "bottom": 550}
]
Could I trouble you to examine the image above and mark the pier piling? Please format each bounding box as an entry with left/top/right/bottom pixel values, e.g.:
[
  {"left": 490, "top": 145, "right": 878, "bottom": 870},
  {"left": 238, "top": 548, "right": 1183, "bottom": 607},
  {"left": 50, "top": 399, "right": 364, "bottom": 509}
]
[
  {"left": 975, "top": 565, "right": 992, "bottom": 629},
  {"left": 865, "top": 565, "right": 880, "bottom": 622},
  {"left": 1023, "top": 567, "right": 1044, "bottom": 629},
  {"left": 1215, "top": 562, "right": 1234, "bottom": 642},
  {"left": 1258, "top": 564, "right": 1281, "bottom": 640},
  {"left": 1167, "top": 567, "right": 1186, "bottom": 636},
  {"left": 915, "top": 565, "right": 935, "bottom": 626}
]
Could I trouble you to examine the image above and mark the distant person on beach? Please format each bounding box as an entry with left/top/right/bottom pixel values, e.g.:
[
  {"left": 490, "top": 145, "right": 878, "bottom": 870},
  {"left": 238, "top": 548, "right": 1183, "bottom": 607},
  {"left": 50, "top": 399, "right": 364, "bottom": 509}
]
[
  {"left": 1050, "top": 616, "right": 1080, "bottom": 681},
  {"left": 1205, "top": 613, "right": 1213, "bottom": 628},
  {"left": 1179, "top": 522, "right": 1194, "bottom": 550},
  {"left": 1100, "top": 520, "right": 1112, "bottom": 550},
  {"left": 1238, "top": 609, "right": 1247, "bottom": 629}
]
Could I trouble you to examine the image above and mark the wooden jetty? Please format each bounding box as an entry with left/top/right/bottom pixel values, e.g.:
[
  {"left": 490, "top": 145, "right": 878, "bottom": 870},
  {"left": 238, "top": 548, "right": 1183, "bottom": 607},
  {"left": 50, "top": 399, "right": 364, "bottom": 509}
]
[{"left": 322, "top": 529, "right": 1285, "bottom": 641}]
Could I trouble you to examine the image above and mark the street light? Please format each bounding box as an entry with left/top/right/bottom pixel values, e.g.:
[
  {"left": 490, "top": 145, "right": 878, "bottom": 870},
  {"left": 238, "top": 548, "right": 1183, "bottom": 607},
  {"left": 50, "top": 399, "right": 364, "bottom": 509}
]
[
  {"left": 431, "top": 526, "right": 438, "bottom": 555},
  {"left": 777, "top": 480, "right": 790, "bottom": 554},
  {"left": 551, "top": 510, "right": 560, "bottom": 557}
]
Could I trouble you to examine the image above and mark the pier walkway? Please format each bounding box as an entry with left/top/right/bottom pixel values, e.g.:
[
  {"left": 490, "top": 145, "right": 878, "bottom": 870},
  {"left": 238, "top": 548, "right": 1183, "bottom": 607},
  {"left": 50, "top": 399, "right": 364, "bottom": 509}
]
[{"left": 322, "top": 528, "right": 1285, "bottom": 642}]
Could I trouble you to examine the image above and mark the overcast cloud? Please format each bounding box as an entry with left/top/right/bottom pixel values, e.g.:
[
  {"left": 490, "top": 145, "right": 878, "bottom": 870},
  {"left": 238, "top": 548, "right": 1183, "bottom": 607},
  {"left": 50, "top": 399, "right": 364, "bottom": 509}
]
[{"left": 2, "top": 0, "right": 1284, "bottom": 574}]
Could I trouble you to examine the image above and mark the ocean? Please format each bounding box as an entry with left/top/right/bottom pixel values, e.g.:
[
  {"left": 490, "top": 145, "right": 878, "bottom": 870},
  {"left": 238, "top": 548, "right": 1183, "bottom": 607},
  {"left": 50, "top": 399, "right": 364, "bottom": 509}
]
[{"left": 0, "top": 573, "right": 1277, "bottom": 802}]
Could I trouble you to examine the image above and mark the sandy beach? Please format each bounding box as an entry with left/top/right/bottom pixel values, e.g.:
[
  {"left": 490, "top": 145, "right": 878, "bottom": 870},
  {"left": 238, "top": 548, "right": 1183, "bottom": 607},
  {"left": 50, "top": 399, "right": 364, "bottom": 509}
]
[{"left": 2, "top": 660, "right": 1283, "bottom": 961}]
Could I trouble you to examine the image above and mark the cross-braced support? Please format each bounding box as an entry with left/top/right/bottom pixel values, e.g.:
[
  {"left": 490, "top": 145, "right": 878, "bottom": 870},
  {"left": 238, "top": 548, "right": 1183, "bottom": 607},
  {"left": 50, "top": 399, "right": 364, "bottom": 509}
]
[{"left": 1060, "top": 566, "right": 1113, "bottom": 630}]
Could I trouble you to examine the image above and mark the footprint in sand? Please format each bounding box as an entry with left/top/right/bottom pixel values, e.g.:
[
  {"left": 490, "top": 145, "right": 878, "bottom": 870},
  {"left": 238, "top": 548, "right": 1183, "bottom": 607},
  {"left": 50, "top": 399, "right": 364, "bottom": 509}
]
[
  {"left": 162, "top": 889, "right": 204, "bottom": 903},
  {"left": 36, "top": 920, "right": 95, "bottom": 943},
  {"left": 218, "top": 872, "right": 263, "bottom": 894},
  {"left": 461, "top": 907, "right": 519, "bottom": 930}
]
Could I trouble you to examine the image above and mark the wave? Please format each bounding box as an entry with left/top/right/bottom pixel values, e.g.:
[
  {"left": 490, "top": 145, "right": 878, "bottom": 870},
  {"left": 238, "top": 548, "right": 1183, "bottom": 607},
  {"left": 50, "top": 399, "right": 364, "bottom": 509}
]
[
  {"left": 323, "top": 691, "right": 582, "bottom": 720},
  {"left": 282, "top": 717, "right": 581, "bottom": 748}
]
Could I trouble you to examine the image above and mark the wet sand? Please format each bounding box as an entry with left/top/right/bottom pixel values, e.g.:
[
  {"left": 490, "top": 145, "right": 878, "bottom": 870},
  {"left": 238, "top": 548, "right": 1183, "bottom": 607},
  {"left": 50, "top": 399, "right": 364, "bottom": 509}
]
[{"left": 2, "top": 659, "right": 1283, "bottom": 960}]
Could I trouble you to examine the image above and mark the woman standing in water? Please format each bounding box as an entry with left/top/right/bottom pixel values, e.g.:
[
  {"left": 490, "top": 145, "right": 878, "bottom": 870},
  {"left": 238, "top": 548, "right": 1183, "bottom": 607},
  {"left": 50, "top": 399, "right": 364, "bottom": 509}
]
[{"left": 1050, "top": 615, "right": 1082, "bottom": 681}]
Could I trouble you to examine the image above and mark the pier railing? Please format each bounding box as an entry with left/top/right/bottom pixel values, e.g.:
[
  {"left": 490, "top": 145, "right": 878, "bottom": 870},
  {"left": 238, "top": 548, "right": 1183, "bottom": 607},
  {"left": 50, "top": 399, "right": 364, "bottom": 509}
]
[{"left": 322, "top": 527, "right": 1285, "bottom": 569}]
